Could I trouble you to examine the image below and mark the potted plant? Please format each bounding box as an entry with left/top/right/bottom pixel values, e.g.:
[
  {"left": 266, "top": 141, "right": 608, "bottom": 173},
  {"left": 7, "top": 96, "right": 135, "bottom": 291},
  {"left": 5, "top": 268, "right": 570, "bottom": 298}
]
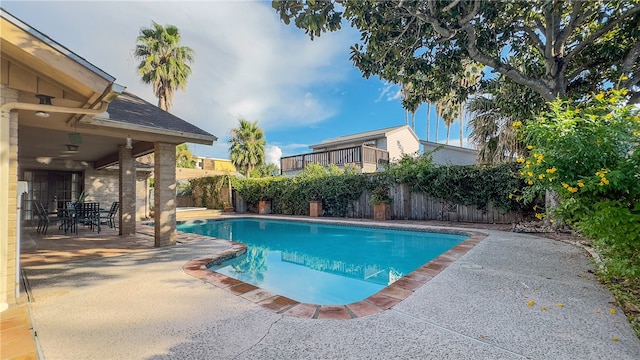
[
  {"left": 258, "top": 198, "right": 271, "bottom": 214},
  {"left": 370, "top": 183, "right": 392, "bottom": 221},
  {"left": 309, "top": 200, "right": 322, "bottom": 217},
  {"left": 223, "top": 202, "right": 235, "bottom": 213}
]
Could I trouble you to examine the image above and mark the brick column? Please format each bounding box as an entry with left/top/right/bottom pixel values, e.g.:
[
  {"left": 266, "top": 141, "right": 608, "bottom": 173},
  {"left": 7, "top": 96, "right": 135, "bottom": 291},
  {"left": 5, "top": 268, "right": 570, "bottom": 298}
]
[
  {"left": 118, "top": 145, "right": 136, "bottom": 235},
  {"left": 154, "top": 142, "right": 177, "bottom": 247},
  {"left": 1, "top": 86, "right": 19, "bottom": 309}
]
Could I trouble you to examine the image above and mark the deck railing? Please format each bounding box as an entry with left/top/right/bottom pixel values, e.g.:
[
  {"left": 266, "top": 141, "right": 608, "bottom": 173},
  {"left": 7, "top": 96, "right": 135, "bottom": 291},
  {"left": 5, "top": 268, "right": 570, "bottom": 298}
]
[{"left": 280, "top": 145, "right": 389, "bottom": 173}]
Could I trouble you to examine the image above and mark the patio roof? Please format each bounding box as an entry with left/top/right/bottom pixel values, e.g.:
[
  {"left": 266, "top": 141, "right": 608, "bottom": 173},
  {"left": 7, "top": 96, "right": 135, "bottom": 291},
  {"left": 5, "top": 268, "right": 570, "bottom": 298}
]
[{"left": 86, "top": 91, "right": 216, "bottom": 145}]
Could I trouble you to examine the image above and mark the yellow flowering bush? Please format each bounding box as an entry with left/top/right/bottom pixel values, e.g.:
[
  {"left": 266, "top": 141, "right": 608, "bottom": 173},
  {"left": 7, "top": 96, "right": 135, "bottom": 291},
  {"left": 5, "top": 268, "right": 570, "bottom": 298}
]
[{"left": 518, "top": 89, "right": 640, "bottom": 278}]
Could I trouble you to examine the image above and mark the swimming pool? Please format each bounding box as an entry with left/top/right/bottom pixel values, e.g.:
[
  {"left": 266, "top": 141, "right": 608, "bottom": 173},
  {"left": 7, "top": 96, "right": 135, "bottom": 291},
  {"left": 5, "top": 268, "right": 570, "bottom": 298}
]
[{"left": 178, "top": 218, "right": 468, "bottom": 305}]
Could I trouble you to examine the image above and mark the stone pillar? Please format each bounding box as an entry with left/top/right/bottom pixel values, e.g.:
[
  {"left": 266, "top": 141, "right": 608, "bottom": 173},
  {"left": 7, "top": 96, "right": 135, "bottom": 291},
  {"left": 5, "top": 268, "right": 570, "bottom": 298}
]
[
  {"left": 118, "top": 145, "right": 136, "bottom": 235},
  {"left": 154, "top": 142, "right": 177, "bottom": 247},
  {"left": 1, "top": 86, "right": 19, "bottom": 309}
]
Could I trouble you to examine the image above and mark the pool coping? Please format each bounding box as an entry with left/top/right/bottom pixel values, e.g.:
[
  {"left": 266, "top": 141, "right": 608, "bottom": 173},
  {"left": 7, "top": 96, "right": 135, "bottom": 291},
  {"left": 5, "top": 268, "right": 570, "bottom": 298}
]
[{"left": 180, "top": 216, "right": 488, "bottom": 320}]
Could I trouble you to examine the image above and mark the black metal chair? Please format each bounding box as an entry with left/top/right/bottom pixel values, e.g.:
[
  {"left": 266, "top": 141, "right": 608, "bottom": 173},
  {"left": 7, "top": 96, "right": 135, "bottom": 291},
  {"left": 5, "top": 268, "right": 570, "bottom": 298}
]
[
  {"left": 76, "top": 202, "right": 101, "bottom": 233},
  {"left": 34, "top": 201, "right": 58, "bottom": 235},
  {"left": 100, "top": 202, "right": 119, "bottom": 229},
  {"left": 60, "top": 202, "right": 77, "bottom": 234}
]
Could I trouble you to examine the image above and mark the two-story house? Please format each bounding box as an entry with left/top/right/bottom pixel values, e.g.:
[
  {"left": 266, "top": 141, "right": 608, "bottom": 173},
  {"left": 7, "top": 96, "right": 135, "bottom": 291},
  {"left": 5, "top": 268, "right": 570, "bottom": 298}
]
[{"left": 280, "top": 125, "right": 420, "bottom": 175}]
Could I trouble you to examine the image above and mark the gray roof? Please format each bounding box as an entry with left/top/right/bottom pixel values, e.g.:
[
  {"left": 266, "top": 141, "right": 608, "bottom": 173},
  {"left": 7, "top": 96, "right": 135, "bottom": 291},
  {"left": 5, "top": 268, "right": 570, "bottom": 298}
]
[
  {"left": 310, "top": 125, "right": 413, "bottom": 149},
  {"left": 107, "top": 91, "right": 216, "bottom": 141}
]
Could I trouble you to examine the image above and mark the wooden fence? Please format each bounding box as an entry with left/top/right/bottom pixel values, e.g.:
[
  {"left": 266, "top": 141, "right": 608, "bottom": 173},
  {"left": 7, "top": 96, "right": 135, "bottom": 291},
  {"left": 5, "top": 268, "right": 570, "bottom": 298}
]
[
  {"left": 346, "top": 183, "right": 522, "bottom": 223},
  {"left": 234, "top": 182, "right": 523, "bottom": 224},
  {"left": 176, "top": 195, "right": 195, "bottom": 208}
]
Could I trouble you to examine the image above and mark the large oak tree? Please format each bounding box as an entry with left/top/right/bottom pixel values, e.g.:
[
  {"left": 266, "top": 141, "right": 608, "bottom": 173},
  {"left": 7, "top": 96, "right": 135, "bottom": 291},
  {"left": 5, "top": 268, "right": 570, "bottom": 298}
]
[{"left": 273, "top": 0, "right": 640, "bottom": 104}]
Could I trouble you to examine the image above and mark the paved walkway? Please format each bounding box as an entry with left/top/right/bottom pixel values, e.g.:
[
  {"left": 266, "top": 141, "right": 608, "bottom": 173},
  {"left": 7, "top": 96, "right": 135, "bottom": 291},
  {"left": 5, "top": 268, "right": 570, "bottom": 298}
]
[{"left": 5, "top": 216, "right": 640, "bottom": 359}]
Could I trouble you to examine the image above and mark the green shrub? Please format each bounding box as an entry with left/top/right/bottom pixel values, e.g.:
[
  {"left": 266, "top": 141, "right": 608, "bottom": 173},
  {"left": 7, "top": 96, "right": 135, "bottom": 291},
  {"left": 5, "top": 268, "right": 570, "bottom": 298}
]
[
  {"left": 518, "top": 88, "right": 640, "bottom": 278},
  {"left": 233, "top": 165, "right": 366, "bottom": 216}
]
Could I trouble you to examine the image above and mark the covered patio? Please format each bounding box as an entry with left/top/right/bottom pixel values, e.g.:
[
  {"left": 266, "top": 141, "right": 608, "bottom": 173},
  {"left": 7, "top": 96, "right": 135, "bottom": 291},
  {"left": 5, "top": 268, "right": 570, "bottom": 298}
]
[{"left": 1, "top": 8, "right": 216, "bottom": 311}]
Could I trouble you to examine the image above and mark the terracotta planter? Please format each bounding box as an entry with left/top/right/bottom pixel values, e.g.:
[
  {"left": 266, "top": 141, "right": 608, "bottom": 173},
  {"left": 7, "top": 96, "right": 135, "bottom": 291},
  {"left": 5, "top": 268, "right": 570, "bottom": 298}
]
[
  {"left": 373, "top": 203, "right": 391, "bottom": 221},
  {"left": 309, "top": 201, "right": 322, "bottom": 217},
  {"left": 223, "top": 205, "right": 235, "bottom": 213},
  {"left": 258, "top": 200, "right": 271, "bottom": 215}
]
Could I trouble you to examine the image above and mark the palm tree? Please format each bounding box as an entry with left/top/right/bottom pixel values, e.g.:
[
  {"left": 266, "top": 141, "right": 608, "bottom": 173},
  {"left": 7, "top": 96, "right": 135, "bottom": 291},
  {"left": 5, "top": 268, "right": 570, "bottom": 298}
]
[
  {"left": 426, "top": 102, "right": 431, "bottom": 141},
  {"left": 457, "top": 62, "right": 483, "bottom": 147},
  {"left": 401, "top": 81, "right": 418, "bottom": 129},
  {"left": 438, "top": 92, "right": 459, "bottom": 145},
  {"left": 435, "top": 101, "right": 443, "bottom": 143},
  {"left": 467, "top": 77, "right": 544, "bottom": 164},
  {"left": 228, "top": 119, "right": 266, "bottom": 178},
  {"left": 176, "top": 143, "right": 195, "bottom": 168},
  {"left": 135, "top": 21, "right": 194, "bottom": 112}
]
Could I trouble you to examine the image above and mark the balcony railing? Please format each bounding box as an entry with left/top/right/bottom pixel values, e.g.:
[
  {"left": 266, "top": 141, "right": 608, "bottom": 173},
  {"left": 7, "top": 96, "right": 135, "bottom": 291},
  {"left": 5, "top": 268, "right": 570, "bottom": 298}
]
[{"left": 280, "top": 145, "right": 389, "bottom": 173}]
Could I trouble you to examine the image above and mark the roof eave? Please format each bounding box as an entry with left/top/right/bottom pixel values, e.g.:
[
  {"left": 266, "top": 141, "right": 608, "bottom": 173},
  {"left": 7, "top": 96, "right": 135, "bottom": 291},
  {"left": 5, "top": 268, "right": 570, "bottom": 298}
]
[{"left": 82, "top": 116, "right": 217, "bottom": 145}]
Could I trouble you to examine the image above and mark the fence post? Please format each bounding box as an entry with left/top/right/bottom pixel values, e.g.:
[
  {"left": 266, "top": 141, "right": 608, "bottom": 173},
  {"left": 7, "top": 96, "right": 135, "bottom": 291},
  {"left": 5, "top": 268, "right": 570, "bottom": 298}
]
[{"left": 401, "top": 183, "right": 410, "bottom": 220}]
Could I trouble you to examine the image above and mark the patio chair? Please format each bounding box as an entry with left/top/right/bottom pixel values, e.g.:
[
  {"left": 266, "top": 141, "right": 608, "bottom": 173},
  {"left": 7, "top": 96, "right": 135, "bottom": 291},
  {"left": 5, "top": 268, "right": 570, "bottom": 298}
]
[
  {"left": 100, "top": 202, "right": 119, "bottom": 229},
  {"left": 60, "top": 202, "right": 78, "bottom": 234},
  {"left": 34, "top": 201, "right": 59, "bottom": 235},
  {"left": 76, "top": 202, "right": 101, "bottom": 233}
]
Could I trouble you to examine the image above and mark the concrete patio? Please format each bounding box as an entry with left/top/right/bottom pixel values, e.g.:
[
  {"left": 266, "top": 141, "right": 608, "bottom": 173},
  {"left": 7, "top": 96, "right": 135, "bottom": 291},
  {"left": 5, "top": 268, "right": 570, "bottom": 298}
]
[{"left": 10, "top": 216, "right": 640, "bottom": 359}]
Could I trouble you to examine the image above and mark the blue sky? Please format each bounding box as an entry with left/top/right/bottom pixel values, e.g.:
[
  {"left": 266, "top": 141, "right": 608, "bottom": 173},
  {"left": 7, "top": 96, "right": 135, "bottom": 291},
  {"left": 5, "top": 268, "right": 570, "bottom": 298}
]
[{"left": 3, "top": 1, "right": 471, "bottom": 164}]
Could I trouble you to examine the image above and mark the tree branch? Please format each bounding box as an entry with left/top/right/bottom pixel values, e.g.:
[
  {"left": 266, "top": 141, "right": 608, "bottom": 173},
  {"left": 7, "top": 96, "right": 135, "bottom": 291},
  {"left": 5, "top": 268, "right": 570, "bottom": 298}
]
[
  {"left": 408, "top": 4, "right": 454, "bottom": 39},
  {"left": 533, "top": 17, "right": 545, "bottom": 34},
  {"left": 622, "top": 40, "right": 640, "bottom": 74},
  {"left": 564, "top": 4, "right": 640, "bottom": 65},
  {"left": 380, "top": 15, "right": 416, "bottom": 60},
  {"left": 555, "top": 1, "right": 587, "bottom": 54},
  {"left": 462, "top": 23, "right": 555, "bottom": 102},
  {"left": 566, "top": 60, "right": 603, "bottom": 81},
  {"left": 457, "top": 0, "right": 480, "bottom": 25},
  {"left": 513, "top": 24, "right": 545, "bottom": 56},
  {"left": 442, "top": 0, "right": 462, "bottom": 13}
]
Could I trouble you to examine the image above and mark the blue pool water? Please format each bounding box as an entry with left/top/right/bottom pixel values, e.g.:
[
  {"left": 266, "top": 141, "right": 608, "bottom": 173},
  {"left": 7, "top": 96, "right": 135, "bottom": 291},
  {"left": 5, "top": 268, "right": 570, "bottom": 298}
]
[{"left": 177, "top": 219, "right": 467, "bottom": 305}]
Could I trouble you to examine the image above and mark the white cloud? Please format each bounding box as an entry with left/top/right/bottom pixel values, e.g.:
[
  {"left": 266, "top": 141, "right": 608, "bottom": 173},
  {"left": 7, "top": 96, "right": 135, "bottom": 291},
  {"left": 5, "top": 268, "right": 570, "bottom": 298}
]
[
  {"left": 376, "top": 82, "right": 402, "bottom": 102},
  {"left": 266, "top": 145, "right": 283, "bottom": 167},
  {"left": 3, "top": 1, "right": 358, "bottom": 158}
]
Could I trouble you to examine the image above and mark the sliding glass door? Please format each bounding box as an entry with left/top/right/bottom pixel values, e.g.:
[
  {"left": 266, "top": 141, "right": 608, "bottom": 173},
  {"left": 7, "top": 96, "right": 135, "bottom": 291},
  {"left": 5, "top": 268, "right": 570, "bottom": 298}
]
[{"left": 22, "top": 170, "right": 84, "bottom": 222}]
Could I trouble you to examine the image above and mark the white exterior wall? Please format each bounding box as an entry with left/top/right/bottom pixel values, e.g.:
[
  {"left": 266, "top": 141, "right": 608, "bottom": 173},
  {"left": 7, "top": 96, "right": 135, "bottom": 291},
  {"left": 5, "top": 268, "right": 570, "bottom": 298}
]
[
  {"left": 386, "top": 128, "right": 420, "bottom": 161},
  {"left": 422, "top": 141, "right": 478, "bottom": 165}
]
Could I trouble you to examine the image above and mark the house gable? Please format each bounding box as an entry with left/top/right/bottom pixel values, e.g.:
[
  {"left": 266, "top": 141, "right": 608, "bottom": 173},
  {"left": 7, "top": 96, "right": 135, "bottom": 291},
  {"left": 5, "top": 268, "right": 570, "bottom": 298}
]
[{"left": 310, "top": 125, "right": 418, "bottom": 154}]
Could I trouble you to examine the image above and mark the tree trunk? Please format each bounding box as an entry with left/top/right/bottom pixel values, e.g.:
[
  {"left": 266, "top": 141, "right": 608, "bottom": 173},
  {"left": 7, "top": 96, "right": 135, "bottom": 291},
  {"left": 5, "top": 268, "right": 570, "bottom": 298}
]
[
  {"left": 545, "top": 190, "right": 561, "bottom": 228},
  {"left": 446, "top": 125, "right": 450, "bottom": 145},
  {"left": 459, "top": 103, "right": 464, "bottom": 147},
  {"left": 426, "top": 103, "right": 431, "bottom": 141}
]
